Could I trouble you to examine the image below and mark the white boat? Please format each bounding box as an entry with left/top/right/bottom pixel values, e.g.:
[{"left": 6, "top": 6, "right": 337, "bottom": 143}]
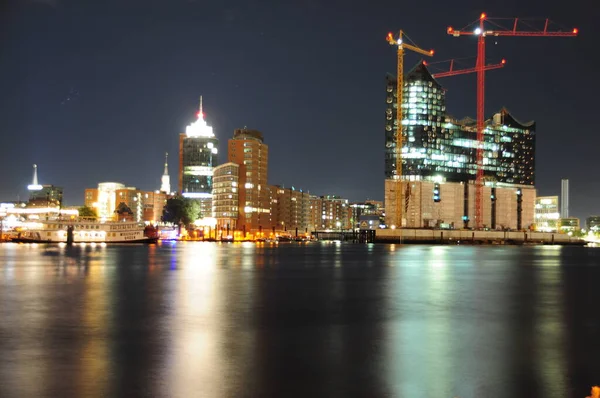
[{"left": 12, "top": 219, "right": 159, "bottom": 244}]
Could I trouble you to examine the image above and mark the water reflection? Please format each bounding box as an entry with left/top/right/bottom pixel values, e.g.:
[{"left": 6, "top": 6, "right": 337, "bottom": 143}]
[{"left": 0, "top": 243, "right": 599, "bottom": 397}]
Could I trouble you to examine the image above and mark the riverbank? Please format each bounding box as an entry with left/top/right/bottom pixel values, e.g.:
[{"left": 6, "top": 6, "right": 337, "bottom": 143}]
[{"left": 376, "top": 229, "right": 585, "bottom": 245}]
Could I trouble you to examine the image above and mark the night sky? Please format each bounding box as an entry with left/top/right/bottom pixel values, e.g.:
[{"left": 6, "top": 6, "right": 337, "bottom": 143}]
[{"left": 0, "top": 0, "right": 596, "bottom": 220}]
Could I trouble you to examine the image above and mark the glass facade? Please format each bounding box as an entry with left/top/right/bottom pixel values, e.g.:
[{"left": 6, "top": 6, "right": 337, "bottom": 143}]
[
  {"left": 181, "top": 136, "right": 218, "bottom": 196},
  {"left": 385, "top": 61, "right": 536, "bottom": 186}
]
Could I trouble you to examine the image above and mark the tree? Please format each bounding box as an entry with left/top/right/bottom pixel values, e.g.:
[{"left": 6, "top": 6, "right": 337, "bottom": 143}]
[
  {"left": 162, "top": 196, "right": 201, "bottom": 228},
  {"left": 78, "top": 206, "right": 97, "bottom": 218}
]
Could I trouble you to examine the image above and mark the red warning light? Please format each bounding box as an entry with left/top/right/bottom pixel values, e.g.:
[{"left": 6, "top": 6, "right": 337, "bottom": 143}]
[
  {"left": 423, "top": 61, "right": 427, "bottom": 65},
  {"left": 501, "top": 59, "right": 506, "bottom": 64},
  {"left": 480, "top": 13, "right": 486, "bottom": 20},
  {"left": 430, "top": 49, "right": 435, "bottom": 55},
  {"left": 447, "top": 26, "right": 454, "bottom": 33},
  {"left": 573, "top": 28, "right": 578, "bottom": 34}
]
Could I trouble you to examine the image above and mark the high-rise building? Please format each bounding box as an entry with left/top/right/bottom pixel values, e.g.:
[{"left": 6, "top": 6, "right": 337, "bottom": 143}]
[
  {"left": 534, "top": 196, "right": 559, "bottom": 232},
  {"left": 227, "top": 128, "right": 270, "bottom": 233},
  {"left": 179, "top": 97, "right": 218, "bottom": 217},
  {"left": 160, "top": 152, "right": 171, "bottom": 194},
  {"left": 561, "top": 178, "right": 569, "bottom": 218},
  {"left": 384, "top": 61, "right": 536, "bottom": 228},
  {"left": 212, "top": 162, "right": 240, "bottom": 231}
]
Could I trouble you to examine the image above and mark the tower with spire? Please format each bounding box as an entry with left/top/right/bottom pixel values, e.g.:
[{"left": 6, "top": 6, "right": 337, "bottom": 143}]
[
  {"left": 160, "top": 152, "right": 171, "bottom": 194},
  {"left": 27, "top": 164, "right": 43, "bottom": 191},
  {"left": 178, "top": 96, "right": 219, "bottom": 218}
]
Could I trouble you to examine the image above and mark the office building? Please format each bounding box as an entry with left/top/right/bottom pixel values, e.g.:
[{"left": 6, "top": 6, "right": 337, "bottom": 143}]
[
  {"left": 586, "top": 216, "right": 600, "bottom": 232},
  {"left": 227, "top": 128, "right": 270, "bottom": 233},
  {"left": 561, "top": 178, "right": 569, "bottom": 218},
  {"left": 558, "top": 217, "right": 579, "bottom": 232},
  {"left": 534, "top": 196, "right": 559, "bottom": 232},
  {"left": 384, "top": 61, "right": 536, "bottom": 228},
  {"left": 179, "top": 97, "right": 218, "bottom": 217}
]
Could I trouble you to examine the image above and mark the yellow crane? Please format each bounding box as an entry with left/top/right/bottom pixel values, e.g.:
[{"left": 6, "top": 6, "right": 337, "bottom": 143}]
[{"left": 386, "top": 31, "right": 434, "bottom": 228}]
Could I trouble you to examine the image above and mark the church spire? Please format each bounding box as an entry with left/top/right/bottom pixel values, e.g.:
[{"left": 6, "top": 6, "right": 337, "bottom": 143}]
[{"left": 160, "top": 153, "right": 171, "bottom": 194}]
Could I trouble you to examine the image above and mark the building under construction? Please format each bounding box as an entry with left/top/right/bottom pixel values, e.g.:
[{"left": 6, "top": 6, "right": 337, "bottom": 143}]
[{"left": 384, "top": 61, "right": 536, "bottom": 229}]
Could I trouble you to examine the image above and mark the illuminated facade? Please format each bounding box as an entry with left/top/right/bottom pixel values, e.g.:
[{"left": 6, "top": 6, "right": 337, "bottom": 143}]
[
  {"left": 88, "top": 182, "right": 126, "bottom": 221},
  {"left": 179, "top": 97, "right": 218, "bottom": 217},
  {"left": 228, "top": 128, "right": 270, "bottom": 233},
  {"left": 534, "top": 196, "right": 559, "bottom": 232},
  {"left": 85, "top": 183, "right": 168, "bottom": 224},
  {"left": 212, "top": 162, "right": 240, "bottom": 231},
  {"left": 269, "top": 185, "right": 311, "bottom": 234},
  {"left": 586, "top": 216, "right": 600, "bottom": 232},
  {"left": 384, "top": 61, "right": 537, "bottom": 228},
  {"left": 309, "top": 195, "right": 351, "bottom": 230},
  {"left": 384, "top": 62, "right": 536, "bottom": 185}
]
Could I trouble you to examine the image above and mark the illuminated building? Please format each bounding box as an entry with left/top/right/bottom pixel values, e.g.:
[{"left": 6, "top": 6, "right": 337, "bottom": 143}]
[
  {"left": 227, "top": 128, "right": 270, "bottom": 234},
  {"left": 534, "top": 196, "right": 559, "bottom": 232},
  {"left": 25, "top": 164, "right": 63, "bottom": 208},
  {"left": 586, "top": 216, "right": 600, "bottom": 232},
  {"left": 558, "top": 217, "right": 579, "bottom": 232},
  {"left": 384, "top": 61, "right": 536, "bottom": 228},
  {"left": 385, "top": 62, "right": 535, "bottom": 184},
  {"left": 310, "top": 195, "right": 350, "bottom": 230},
  {"left": 212, "top": 162, "right": 240, "bottom": 231},
  {"left": 88, "top": 182, "right": 125, "bottom": 221},
  {"left": 269, "top": 185, "right": 311, "bottom": 234},
  {"left": 85, "top": 183, "right": 168, "bottom": 224},
  {"left": 561, "top": 178, "right": 569, "bottom": 218},
  {"left": 160, "top": 152, "right": 171, "bottom": 194},
  {"left": 349, "top": 200, "right": 384, "bottom": 229},
  {"left": 179, "top": 97, "right": 218, "bottom": 217}
]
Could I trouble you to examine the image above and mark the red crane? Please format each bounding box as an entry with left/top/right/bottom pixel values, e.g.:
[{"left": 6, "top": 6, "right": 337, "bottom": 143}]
[
  {"left": 447, "top": 14, "right": 577, "bottom": 229},
  {"left": 429, "top": 58, "right": 505, "bottom": 78}
]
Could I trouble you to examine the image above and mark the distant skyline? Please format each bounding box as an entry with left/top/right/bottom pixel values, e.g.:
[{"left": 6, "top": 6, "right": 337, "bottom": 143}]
[{"left": 0, "top": 0, "right": 597, "bottom": 221}]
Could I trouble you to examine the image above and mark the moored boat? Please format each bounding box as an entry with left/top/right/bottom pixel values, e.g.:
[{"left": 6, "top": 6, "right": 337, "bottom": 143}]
[{"left": 11, "top": 220, "right": 158, "bottom": 244}]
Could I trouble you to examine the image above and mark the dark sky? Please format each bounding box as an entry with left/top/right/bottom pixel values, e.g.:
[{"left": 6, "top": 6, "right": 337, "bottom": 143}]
[{"left": 0, "top": 0, "right": 597, "bottom": 220}]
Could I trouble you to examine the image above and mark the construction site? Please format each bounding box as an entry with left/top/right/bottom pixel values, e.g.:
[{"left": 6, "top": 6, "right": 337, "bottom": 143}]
[{"left": 383, "top": 14, "right": 577, "bottom": 231}]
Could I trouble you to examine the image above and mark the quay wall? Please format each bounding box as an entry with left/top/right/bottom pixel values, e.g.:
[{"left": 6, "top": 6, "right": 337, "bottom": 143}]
[{"left": 375, "top": 229, "right": 584, "bottom": 245}]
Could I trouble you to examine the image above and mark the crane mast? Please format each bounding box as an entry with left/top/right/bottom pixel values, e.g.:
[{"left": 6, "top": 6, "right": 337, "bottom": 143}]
[
  {"left": 447, "top": 14, "right": 577, "bottom": 229},
  {"left": 386, "top": 31, "right": 433, "bottom": 228}
]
